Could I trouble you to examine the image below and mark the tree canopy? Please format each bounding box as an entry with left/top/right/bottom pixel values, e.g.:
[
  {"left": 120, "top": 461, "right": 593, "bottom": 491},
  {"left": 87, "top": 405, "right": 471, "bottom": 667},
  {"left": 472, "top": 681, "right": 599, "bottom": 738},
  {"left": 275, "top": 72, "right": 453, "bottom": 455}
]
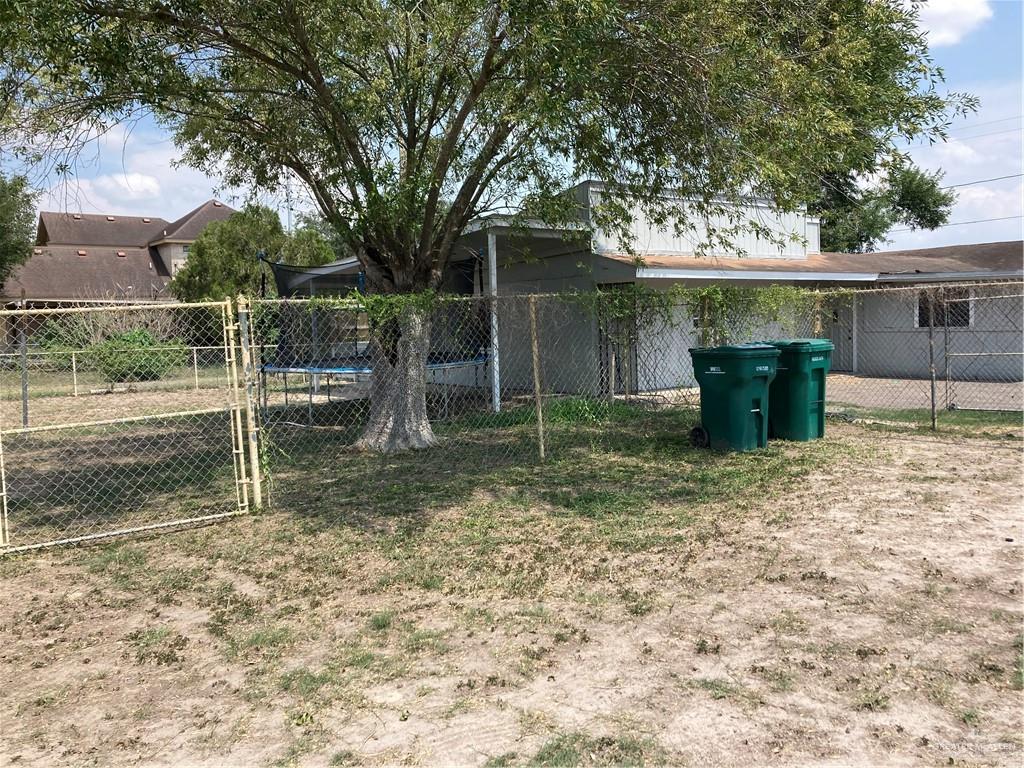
[
  {"left": 2, "top": 0, "right": 969, "bottom": 294},
  {"left": 814, "top": 164, "right": 957, "bottom": 253},
  {"left": 169, "top": 205, "right": 333, "bottom": 301},
  {"left": 0, "top": 172, "right": 37, "bottom": 288}
]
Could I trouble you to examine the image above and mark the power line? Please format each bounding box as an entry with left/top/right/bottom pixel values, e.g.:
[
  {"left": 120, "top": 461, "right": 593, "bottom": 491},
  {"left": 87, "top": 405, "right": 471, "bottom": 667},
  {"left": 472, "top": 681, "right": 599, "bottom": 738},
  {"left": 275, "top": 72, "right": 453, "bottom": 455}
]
[
  {"left": 946, "top": 115, "right": 1021, "bottom": 134},
  {"left": 904, "top": 127, "right": 1022, "bottom": 149},
  {"left": 943, "top": 173, "right": 1024, "bottom": 189},
  {"left": 889, "top": 215, "right": 1022, "bottom": 233}
]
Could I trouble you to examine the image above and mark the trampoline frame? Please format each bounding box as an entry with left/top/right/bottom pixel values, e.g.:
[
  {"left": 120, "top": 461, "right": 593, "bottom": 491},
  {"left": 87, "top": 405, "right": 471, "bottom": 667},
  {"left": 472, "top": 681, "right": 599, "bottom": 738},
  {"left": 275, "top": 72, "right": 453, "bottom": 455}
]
[{"left": 259, "top": 352, "right": 490, "bottom": 426}]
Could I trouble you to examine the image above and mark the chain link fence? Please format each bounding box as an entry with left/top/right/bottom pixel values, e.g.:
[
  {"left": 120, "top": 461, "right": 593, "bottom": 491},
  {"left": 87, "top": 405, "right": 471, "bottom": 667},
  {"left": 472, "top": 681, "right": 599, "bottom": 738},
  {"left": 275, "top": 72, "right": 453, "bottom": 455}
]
[
  {"left": 0, "top": 301, "right": 253, "bottom": 551},
  {"left": 1, "top": 282, "right": 1020, "bottom": 551}
]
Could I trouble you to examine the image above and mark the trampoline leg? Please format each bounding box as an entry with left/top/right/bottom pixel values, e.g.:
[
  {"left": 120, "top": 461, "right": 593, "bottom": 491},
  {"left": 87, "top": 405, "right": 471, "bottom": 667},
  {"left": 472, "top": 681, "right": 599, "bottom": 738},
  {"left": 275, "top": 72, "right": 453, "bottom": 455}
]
[{"left": 308, "top": 380, "right": 313, "bottom": 426}]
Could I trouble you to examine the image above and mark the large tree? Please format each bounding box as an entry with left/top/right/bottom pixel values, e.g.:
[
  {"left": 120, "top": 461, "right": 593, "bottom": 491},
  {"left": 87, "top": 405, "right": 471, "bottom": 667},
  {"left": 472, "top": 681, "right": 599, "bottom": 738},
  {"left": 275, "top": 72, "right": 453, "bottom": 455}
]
[
  {"left": 0, "top": 0, "right": 968, "bottom": 451},
  {"left": 0, "top": 172, "right": 37, "bottom": 288},
  {"left": 169, "top": 204, "right": 333, "bottom": 301},
  {"left": 815, "top": 164, "right": 957, "bottom": 252}
]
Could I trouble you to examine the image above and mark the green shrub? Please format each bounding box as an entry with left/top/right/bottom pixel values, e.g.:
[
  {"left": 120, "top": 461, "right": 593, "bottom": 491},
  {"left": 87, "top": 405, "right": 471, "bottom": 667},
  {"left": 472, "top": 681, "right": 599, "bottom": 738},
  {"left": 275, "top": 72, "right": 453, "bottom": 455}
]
[
  {"left": 88, "top": 329, "right": 187, "bottom": 383},
  {"left": 32, "top": 317, "right": 90, "bottom": 371}
]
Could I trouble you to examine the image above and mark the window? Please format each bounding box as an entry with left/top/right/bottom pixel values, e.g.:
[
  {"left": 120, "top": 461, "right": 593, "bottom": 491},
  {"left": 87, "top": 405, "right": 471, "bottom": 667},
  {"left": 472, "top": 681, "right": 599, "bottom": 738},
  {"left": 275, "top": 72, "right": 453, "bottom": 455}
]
[
  {"left": 917, "top": 288, "right": 971, "bottom": 328},
  {"left": 182, "top": 245, "right": 191, "bottom": 254}
]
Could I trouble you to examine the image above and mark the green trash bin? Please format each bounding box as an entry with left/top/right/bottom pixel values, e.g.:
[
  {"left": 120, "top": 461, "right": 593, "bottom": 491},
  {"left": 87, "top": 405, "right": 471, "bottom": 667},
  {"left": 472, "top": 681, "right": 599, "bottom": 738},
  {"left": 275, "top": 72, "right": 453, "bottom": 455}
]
[
  {"left": 766, "top": 339, "right": 834, "bottom": 441},
  {"left": 688, "top": 343, "right": 780, "bottom": 451}
]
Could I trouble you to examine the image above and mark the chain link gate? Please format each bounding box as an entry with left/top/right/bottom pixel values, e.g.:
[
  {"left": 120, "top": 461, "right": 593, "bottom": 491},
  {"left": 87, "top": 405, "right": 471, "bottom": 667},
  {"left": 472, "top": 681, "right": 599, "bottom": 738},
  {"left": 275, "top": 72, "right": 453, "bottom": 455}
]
[{"left": 0, "top": 300, "right": 255, "bottom": 552}]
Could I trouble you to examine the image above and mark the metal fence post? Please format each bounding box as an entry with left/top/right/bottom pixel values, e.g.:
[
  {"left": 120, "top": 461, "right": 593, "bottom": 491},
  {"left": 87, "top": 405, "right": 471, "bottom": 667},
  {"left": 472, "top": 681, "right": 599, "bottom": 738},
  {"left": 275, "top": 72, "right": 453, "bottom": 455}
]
[
  {"left": 0, "top": 417, "right": 9, "bottom": 549},
  {"left": 71, "top": 351, "right": 79, "bottom": 397},
  {"left": 236, "top": 295, "right": 264, "bottom": 509},
  {"left": 192, "top": 347, "right": 200, "bottom": 390},
  {"left": 18, "top": 298, "right": 28, "bottom": 428},
  {"left": 927, "top": 288, "right": 938, "bottom": 431},
  {"left": 941, "top": 287, "right": 950, "bottom": 410},
  {"left": 529, "top": 295, "right": 545, "bottom": 460}
]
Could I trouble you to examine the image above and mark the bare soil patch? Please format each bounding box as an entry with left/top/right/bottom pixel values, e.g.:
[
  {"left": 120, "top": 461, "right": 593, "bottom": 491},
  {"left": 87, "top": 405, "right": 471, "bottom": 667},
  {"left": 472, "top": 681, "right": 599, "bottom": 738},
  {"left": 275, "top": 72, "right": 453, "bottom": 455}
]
[{"left": 1, "top": 424, "right": 1020, "bottom": 767}]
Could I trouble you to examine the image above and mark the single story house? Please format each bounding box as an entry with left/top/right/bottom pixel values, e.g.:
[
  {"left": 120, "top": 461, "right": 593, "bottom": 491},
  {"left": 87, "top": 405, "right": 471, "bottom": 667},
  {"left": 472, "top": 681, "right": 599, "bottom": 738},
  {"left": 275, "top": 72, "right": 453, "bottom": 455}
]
[
  {"left": 285, "top": 181, "right": 1022, "bottom": 399},
  {"left": 2, "top": 199, "right": 234, "bottom": 308}
]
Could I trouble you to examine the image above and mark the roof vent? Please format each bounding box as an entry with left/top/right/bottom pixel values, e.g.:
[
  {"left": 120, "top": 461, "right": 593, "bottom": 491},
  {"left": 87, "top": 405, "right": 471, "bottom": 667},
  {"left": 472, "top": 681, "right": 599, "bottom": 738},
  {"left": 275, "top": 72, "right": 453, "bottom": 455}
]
[
  {"left": 213, "top": 201, "right": 223, "bottom": 207},
  {"left": 72, "top": 214, "right": 82, "bottom": 220},
  {"left": 106, "top": 216, "right": 116, "bottom": 221},
  {"left": 77, "top": 250, "right": 87, "bottom": 256},
  {"left": 143, "top": 217, "right": 151, "bottom": 223},
  {"left": 116, "top": 250, "right": 127, "bottom": 257}
]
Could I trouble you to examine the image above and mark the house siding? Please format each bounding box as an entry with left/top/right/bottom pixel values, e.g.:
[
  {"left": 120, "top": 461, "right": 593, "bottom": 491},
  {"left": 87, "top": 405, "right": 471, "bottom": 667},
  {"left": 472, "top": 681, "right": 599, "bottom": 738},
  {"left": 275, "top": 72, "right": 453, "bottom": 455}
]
[{"left": 855, "top": 286, "right": 1023, "bottom": 381}]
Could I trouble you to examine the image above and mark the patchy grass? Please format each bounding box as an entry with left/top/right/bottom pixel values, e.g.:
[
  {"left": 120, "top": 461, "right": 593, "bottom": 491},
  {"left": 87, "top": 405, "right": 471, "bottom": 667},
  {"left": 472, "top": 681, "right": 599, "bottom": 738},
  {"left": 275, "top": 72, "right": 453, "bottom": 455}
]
[
  {"left": 123, "top": 626, "right": 189, "bottom": 665},
  {"left": 528, "top": 731, "right": 666, "bottom": 767},
  {"left": 3, "top": 419, "right": 1020, "bottom": 767},
  {"left": 835, "top": 405, "right": 1023, "bottom": 437}
]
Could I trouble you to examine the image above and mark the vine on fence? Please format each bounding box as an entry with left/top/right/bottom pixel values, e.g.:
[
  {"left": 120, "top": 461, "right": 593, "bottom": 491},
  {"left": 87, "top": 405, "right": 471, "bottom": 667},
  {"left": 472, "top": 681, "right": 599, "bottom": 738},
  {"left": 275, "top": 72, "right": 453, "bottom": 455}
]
[{"left": 563, "top": 283, "right": 822, "bottom": 346}]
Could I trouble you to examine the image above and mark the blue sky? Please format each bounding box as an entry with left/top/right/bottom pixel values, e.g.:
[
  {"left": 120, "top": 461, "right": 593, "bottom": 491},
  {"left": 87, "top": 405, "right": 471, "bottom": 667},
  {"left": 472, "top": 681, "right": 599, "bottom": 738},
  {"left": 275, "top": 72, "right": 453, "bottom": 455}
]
[
  {"left": 34, "top": 0, "right": 1024, "bottom": 252},
  {"left": 884, "top": 0, "right": 1023, "bottom": 250}
]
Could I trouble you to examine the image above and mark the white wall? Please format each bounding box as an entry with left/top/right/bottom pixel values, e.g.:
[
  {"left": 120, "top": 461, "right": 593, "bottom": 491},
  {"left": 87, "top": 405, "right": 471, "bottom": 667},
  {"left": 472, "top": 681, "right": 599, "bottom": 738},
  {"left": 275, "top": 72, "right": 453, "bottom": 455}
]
[
  {"left": 576, "top": 181, "right": 817, "bottom": 260},
  {"left": 156, "top": 243, "right": 190, "bottom": 276}
]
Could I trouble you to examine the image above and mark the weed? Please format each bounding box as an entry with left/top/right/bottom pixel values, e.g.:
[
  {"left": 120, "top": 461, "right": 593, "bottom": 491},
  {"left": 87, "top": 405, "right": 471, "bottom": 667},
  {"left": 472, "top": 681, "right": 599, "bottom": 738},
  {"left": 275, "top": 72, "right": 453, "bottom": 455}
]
[
  {"left": 695, "top": 637, "right": 720, "bottom": 655},
  {"left": 853, "top": 688, "right": 890, "bottom": 711},
  {"left": 695, "top": 678, "right": 739, "bottom": 701},
  {"left": 620, "top": 588, "right": 656, "bottom": 617},
  {"left": 330, "top": 751, "right": 359, "bottom": 766},
  {"left": 368, "top": 611, "right": 394, "bottom": 632},
  {"left": 85, "top": 546, "right": 147, "bottom": 588},
  {"left": 1013, "top": 634, "right": 1024, "bottom": 691},
  {"left": 960, "top": 709, "right": 981, "bottom": 727},
  {"left": 769, "top": 610, "right": 808, "bottom": 635},
  {"left": 232, "top": 626, "right": 293, "bottom": 659},
  {"left": 124, "top": 626, "right": 189, "bottom": 665},
  {"left": 484, "top": 753, "right": 518, "bottom": 768},
  {"left": 280, "top": 668, "right": 338, "bottom": 699},
  {"left": 404, "top": 628, "right": 449, "bottom": 655}
]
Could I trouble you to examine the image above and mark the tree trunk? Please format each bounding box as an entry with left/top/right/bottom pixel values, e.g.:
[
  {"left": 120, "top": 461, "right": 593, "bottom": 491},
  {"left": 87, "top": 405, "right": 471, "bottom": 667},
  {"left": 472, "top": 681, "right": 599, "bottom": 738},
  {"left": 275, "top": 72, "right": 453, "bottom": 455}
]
[{"left": 354, "top": 306, "right": 438, "bottom": 453}]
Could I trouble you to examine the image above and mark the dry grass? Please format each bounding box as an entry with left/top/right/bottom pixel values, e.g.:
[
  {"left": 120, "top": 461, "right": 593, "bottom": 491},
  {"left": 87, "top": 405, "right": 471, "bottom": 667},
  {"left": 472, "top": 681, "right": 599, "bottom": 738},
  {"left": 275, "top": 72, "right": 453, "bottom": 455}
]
[{"left": 0, "top": 422, "right": 1021, "bottom": 767}]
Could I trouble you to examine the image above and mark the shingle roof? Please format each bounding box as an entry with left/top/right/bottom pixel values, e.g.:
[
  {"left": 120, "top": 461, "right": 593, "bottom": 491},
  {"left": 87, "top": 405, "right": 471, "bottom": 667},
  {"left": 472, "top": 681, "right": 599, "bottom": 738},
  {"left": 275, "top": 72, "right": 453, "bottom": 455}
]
[
  {"left": 2, "top": 246, "right": 171, "bottom": 301},
  {"left": 37, "top": 212, "right": 168, "bottom": 248},
  {"left": 151, "top": 199, "right": 234, "bottom": 243},
  {"left": 606, "top": 240, "right": 1024, "bottom": 281}
]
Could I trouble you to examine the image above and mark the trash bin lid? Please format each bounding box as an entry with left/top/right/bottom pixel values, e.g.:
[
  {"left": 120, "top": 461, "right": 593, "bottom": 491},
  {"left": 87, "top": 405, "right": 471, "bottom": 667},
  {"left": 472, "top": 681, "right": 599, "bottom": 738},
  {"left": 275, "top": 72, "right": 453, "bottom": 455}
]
[
  {"left": 689, "top": 342, "right": 781, "bottom": 357},
  {"left": 767, "top": 338, "right": 835, "bottom": 351}
]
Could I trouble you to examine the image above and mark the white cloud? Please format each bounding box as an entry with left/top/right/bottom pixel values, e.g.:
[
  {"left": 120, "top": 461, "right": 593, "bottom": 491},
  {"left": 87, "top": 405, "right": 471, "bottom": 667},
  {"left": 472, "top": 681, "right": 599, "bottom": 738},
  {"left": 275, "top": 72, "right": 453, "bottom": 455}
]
[
  {"left": 38, "top": 126, "right": 239, "bottom": 219},
  {"left": 883, "top": 76, "right": 1022, "bottom": 251},
  {"left": 93, "top": 172, "right": 161, "bottom": 200},
  {"left": 916, "top": 0, "right": 993, "bottom": 47}
]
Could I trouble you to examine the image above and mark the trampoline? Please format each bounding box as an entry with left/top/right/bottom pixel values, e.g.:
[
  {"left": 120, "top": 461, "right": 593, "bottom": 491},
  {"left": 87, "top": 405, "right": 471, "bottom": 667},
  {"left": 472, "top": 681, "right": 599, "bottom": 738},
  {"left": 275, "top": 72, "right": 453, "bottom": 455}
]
[
  {"left": 256, "top": 254, "right": 492, "bottom": 425},
  {"left": 260, "top": 352, "right": 489, "bottom": 426}
]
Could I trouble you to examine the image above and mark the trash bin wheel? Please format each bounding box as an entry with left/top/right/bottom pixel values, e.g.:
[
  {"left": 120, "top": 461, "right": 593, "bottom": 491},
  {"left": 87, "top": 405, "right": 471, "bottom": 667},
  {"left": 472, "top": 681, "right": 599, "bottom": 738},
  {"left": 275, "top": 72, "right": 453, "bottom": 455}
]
[{"left": 689, "top": 425, "right": 710, "bottom": 448}]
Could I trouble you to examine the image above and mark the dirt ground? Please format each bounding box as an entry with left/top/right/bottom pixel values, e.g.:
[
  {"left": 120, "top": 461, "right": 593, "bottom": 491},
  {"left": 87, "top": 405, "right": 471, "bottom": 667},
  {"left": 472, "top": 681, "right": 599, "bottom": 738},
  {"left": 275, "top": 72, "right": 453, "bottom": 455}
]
[{"left": 0, "top": 424, "right": 1021, "bottom": 767}]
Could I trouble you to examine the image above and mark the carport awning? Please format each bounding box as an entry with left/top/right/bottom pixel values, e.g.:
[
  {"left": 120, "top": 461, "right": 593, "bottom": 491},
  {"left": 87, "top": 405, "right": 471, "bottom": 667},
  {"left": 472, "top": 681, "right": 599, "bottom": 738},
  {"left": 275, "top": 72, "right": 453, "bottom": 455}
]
[
  {"left": 634, "top": 266, "right": 878, "bottom": 282},
  {"left": 603, "top": 240, "right": 1023, "bottom": 284}
]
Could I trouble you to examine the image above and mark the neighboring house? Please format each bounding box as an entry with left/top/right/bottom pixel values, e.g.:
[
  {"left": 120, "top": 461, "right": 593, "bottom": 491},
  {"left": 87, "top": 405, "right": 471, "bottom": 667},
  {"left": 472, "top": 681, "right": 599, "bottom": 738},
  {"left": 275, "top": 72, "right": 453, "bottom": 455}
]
[{"left": 2, "top": 199, "right": 234, "bottom": 307}]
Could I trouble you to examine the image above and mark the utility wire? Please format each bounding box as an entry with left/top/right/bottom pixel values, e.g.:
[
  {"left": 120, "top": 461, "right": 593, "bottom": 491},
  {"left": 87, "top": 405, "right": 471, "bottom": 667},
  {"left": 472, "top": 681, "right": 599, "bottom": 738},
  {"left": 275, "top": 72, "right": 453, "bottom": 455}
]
[
  {"left": 889, "top": 215, "right": 1022, "bottom": 233},
  {"left": 904, "top": 127, "right": 1022, "bottom": 148},
  {"left": 946, "top": 115, "right": 1021, "bottom": 132},
  {"left": 943, "top": 173, "right": 1024, "bottom": 189}
]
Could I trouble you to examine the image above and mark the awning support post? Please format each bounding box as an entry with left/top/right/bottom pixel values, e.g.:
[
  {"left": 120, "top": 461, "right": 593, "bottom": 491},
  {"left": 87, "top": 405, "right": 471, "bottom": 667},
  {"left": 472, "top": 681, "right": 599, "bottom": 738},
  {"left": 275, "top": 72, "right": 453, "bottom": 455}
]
[{"left": 488, "top": 230, "right": 501, "bottom": 413}]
